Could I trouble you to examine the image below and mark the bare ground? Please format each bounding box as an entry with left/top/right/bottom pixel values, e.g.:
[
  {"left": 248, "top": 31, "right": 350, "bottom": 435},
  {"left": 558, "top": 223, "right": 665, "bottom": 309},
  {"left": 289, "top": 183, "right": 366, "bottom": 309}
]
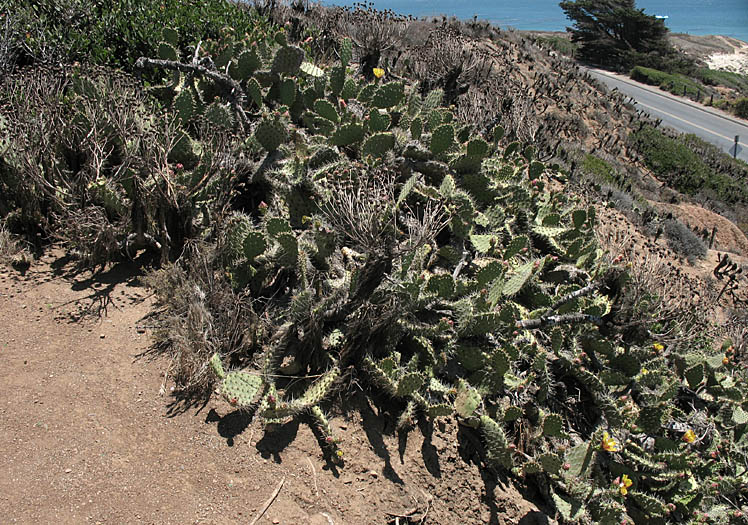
[{"left": 0, "top": 250, "right": 548, "bottom": 525}]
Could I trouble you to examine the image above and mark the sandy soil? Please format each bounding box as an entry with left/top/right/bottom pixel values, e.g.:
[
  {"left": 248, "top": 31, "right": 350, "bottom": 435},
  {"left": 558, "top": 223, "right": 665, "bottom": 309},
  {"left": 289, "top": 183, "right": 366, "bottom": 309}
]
[{"left": 0, "top": 250, "right": 548, "bottom": 525}]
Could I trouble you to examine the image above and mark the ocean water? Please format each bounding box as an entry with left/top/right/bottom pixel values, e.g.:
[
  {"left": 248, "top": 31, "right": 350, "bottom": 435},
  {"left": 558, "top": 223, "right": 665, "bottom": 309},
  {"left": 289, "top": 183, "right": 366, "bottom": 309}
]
[{"left": 318, "top": 0, "right": 748, "bottom": 43}]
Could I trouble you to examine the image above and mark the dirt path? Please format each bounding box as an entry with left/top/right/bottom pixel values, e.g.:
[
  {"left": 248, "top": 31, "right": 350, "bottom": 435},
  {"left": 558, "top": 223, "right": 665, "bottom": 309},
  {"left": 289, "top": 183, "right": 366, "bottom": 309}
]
[{"left": 0, "top": 252, "right": 546, "bottom": 525}]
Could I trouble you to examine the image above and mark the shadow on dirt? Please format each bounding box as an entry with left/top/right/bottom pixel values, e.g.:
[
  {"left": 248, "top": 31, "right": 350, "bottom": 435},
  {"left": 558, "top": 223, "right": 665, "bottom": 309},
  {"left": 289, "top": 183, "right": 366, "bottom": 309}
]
[{"left": 47, "top": 251, "right": 151, "bottom": 321}]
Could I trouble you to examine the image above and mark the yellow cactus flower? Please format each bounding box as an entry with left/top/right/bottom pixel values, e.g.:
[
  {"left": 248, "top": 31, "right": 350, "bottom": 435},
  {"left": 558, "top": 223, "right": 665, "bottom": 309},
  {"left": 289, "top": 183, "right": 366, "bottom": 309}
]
[
  {"left": 652, "top": 342, "right": 664, "bottom": 352},
  {"left": 640, "top": 367, "right": 649, "bottom": 375},
  {"left": 682, "top": 429, "right": 697, "bottom": 444},
  {"left": 602, "top": 431, "right": 620, "bottom": 452},
  {"left": 372, "top": 67, "right": 385, "bottom": 79},
  {"left": 617, "top": 474, "right": 633, "bottom": 496},
  {"left": 336, "top": 449, "right": 344, "bottom": 458}
]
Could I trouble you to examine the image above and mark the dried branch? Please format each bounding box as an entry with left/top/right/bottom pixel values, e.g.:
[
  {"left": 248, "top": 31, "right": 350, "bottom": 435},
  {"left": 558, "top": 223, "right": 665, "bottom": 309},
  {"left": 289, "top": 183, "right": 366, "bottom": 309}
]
[{"left": 134, "top": 56, "right": 249, "bottom": 128}]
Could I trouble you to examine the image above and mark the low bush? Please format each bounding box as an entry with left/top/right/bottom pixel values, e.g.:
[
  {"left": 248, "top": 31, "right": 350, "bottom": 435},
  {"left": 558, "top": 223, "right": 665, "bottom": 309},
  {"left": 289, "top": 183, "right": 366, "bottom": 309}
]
[
  {"left": 630, "top": 125, "right": 748, "bottom": 205},
  {"left": 3, "top": 0, "right": 269, "bottom": 71},
  {"left": 734, "top": 98, "right": 748, "bottom": 119},
  {"left": 630, "top": 66, "right": 703, "bottom": 98},
  {"left": 696, "top": 68, "right": 748, "bottom": 96}
]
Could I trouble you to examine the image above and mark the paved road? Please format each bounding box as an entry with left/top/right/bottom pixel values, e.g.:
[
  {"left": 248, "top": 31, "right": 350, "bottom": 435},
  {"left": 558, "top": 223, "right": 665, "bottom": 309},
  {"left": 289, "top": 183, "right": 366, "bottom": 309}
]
[{"left": 586, "top": 68, "right": 748, "bottom": 162}]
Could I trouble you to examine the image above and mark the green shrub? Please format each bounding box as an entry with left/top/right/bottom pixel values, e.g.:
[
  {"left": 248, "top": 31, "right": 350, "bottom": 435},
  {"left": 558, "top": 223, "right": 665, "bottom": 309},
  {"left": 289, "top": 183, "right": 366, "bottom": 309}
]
[
  {"left": 4, "top": 0, "right": 270, "bottom": 70},
  {"left": 581, "top": 154, "right": 616, "bottom": 184},
  {"left": 630, "top": 66, "right": 703, "bottom": 97},
  {"left": 734, "top": 97, "right": 748, "bottom": 119},
  {"left": 696, "top": 68, "right": 748, "bottom": 96},
  {"left": 630, "top": 125, "right": 748, "bottom": 204}
]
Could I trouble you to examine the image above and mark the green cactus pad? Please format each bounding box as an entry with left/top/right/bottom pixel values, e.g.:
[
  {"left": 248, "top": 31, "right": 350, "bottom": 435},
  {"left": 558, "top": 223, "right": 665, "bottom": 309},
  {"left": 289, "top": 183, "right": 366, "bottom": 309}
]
[
  {"left": 204, "top": 101, "right": 233, "bottom": 129},
  {"left": 426, "top": 274, "right": 455, "bottom": 299},
  {"left": 329, "top": 123, "right": 364, "bottom": 147},
  {"left": 299, "top": 367, "right": 340, "bottom": 406},
  {"left": 367, "top": 108, "right": 391, "bottom": 132},
  {"left": 490, "top": 349, "right": 510, "bottom": 377},
  {"left": 528, "top": 160, "right": 545, "bottom": 179},
  {"left": 222, "top": 371, "right": 263, "bottom": 407},
  {"left": 243, "top": 231, "right": 266, "bottom": 261},
  {"left": 271, "top": 45, "right": 304, "bottom": 75},
  {"left": 161, "top": 27, "right": 179, "bottom": 46},
  {"left": 340, "top": 38, "right": 352, "bottom": 67},
  {"left": 733, "top": 406, "right": 748, "bottom": 425},
  {"left": 362, "top": 132, "right": 395, "bottom": 158},
  {"left": 247, "top": 78, "right": 263, "bottom": 108},
  {"left": 457, "top": 345, "right": 485, "bottom": 372},
  {"left": 372, "top": 81, "right": 404, "bottom": 109},
  {"left": 255, "top": 119, "right": 287, "bottom": 152},
  {"left": 427, "top": 404, "right": 453, "bottom": 418},
  {"left": 572, "top": 209, "right": 587, "bottom": 229},
  {"left": 266, "top": 218, "right": 292, "bottom": 237},
  {"left": 237, "top": 49, "right": 262, "bottom": 81},
  {"left": 210, "top": 353, "right": 226, "bottom": 380},
  {"left": 480, "top": 415, "right": 512, "bottom": 468},
  {"left": 455, "top": 381, "right": 481, "bottom": 418},
  {"left": 467, "top": 138, "right": 490, "bottom": 158},
  {"left": 566, "top": 441, "right": 595, "bottom": 477},
  {"left": 313, "top": 99, "right": 339, "bottom": 123},
  {"left": 341, "top": 78, "right": 359, "bottom": 100},
  {"left": 423, "top": 88, "right": 444, "bottom": 111},
  {"left": 470, "top": 234, "right": 497, "bottom": 254},
  {"left": 397, "top": 372, "right": 424, "bottom": 398},
  {"left": 552, "top": 493, "right": 584, "bottom": 522},
  {"left": 438, "top": 174, "right": 456, "bottom": 198},
  {"left": 503, "top": 406, "right": 522, "bottom": 422},
  {"left": 684, "top": 363, "right": 704, "bottom": 389},
  {"left": 410, "top": 117, "right": 423, "bottom": 140},
  {"left": 430, "top": 124, "right": 455, "bottom": 155},
  {"left": 277, "top": 232, "right": 298, "bottom": 266},
  {"left": 539, "top": 453, "right": 563, "bottom": 474},
  {"left": 328, "top": 65, "right": 346, "bottom": 96},
  {"left": 451, "top": 154, "right": 483, "bottom": 175},
  {"left": 469, "top": 313, "right": 503, "bottom": 335},
  {"left": 502, "top": 261, "right": 535, "bottom": 297},
  {"left": 173, "top": 88, "right": 194, "bottom": 123},
  {"left": 278, "top": 78, "right": 296, "bottom": 106},
  {"left": 636, "top": 406, "right": 665, "bottom": 434},
  {"left": 542, "top": 413, "right": 566, "bottom": 438},
  {"left": 475, "top": 262, "right": 502, "bottom": 287},
  {"left": 158, "top": 41, "right": 179, "bottom": 61}
]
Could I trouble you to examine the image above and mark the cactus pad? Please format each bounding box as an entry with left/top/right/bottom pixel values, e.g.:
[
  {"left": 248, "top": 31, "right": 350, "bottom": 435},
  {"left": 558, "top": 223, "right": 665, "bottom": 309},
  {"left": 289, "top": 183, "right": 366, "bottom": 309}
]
[
  {"left": 271, "top": 45, "right": 304, "bottom": 75},
  {"left": 372, "top": 81, "right": 404, "bottom": 109},
  {"left": 222, "top": 371, "right": 263, "bottom": 407},
  {"left": 255, "top": 118, "right": 287, "bottom": 152},
  {"left": 430, "top": 124, "right": 455, "bottom": 155},
  {"left": 243, "top": 231, "right": 266, "bottom": 261},
  {"left": 362, "top": 132, "right": 395, "bottom": 158},
  {"left": 329, "top": 123, "right": 364, "bottom": 147}
]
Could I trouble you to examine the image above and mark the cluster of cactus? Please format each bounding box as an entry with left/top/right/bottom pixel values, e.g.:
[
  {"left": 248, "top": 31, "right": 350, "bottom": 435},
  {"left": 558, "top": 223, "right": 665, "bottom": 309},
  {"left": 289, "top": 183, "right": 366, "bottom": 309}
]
[{"left": 139, "top": 27, "right": 748, "bottom": 524}]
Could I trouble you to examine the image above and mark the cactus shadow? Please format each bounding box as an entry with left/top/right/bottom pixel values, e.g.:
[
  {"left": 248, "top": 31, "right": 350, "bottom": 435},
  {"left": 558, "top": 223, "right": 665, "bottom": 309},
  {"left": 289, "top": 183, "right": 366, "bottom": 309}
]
[
  {"left": 255, "top": 419, "right": 300, "bottom": 463},
  {"left": 352, "top": 392, "right": 405, "bottom": 485},
  {"left": 417, "top": 418, "right": 441, "bottom": 478},
  {"left": 205, "top": 407, "right": 255, "bottom": 447}
]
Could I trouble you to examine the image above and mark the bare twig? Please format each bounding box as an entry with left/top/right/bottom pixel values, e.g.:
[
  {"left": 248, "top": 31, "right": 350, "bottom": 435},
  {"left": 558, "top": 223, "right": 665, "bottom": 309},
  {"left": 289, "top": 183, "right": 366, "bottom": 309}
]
[
  {"left": 249, "top": 476, "right": 285, "bottom": 525},
  {"left": 134, "top": 56, "right": 249, "bottom": 128}
]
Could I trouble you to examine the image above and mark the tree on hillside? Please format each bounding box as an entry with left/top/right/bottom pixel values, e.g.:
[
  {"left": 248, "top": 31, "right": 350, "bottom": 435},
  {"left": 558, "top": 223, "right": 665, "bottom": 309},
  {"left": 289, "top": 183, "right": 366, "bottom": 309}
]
[{"left": 560, "top": 0, "right": 672, "bottom": 71}]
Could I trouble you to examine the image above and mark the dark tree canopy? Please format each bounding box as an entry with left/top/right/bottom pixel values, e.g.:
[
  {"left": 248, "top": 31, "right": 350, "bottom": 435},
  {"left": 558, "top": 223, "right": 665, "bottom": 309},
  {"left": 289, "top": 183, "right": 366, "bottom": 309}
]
[{"left": 560, "top": 0, "right": 672, "bottom": 71}]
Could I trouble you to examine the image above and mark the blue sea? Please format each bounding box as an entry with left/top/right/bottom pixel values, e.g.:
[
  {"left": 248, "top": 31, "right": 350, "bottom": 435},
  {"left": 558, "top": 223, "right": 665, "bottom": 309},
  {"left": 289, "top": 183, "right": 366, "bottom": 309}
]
[{"left": 318, "top": 0, "right": 748, "bottom": 43}]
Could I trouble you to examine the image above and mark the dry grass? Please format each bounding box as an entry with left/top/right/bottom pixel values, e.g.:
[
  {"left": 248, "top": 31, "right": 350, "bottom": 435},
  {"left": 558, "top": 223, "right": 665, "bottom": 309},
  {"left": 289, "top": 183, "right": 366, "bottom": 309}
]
[{"left": 144, "top": 242, "right": 261, "bottom": 402}]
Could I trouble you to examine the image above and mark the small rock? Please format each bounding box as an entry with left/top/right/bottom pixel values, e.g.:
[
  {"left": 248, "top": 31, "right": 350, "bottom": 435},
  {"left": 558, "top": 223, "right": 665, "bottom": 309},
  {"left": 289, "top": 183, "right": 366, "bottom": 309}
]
[
  {"left": 65, "top": 468, "right": 72, "bottom": 473},
  {"left": 99, "top": 334, "right": 105, "bottom": 339}
]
